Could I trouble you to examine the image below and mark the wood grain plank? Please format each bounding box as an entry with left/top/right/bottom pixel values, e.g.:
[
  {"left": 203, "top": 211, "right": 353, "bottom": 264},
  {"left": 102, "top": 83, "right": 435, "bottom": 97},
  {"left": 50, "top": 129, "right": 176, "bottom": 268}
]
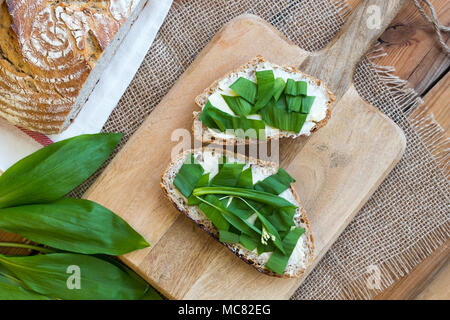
[
  {"left": 407, "top": 71, "right": 450, "bottom": 301},
  {"left": 300, "top": 0, "right": 406, "bottom": 99},
  {"left": 349, "top": 0, "right": 449, "bottom": 97},
  {"left": 415, "top": 259, "right": 450, "bottom": 300},
  {"left": 410, "top": 71, "right": 450, "bottom": 132},
  {"left": 377, "top": 65, "right": 450, "bottom": 300},
  {"left": 140, "top": 216, "right": 225, "bottom": 299},
  {"left": 376, "top": 239, "right": 449, "bottom": 299},
  {"left": 374, "top": 0, "right": 449, "bottom": 96},
  {"left": 346, "top": 0, "right": 449, "bottom": 300},
  {"left": 281, "top": 0, "right": 406, "bottom": 166}
]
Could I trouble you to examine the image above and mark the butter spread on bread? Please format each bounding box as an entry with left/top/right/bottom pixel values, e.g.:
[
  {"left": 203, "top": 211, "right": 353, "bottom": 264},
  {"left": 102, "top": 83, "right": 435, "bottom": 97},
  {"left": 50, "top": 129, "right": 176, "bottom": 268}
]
[
  {"left": 161, "top": 149, "right": 314, "bottom": 278},
  {"left": 194, "top": 56, "right": 335, "bottom": 144}
]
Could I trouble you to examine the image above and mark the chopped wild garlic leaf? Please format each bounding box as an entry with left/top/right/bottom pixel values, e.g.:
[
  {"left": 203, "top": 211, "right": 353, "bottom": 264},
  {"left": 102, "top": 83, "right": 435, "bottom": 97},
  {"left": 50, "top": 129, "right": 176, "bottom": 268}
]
[
  {"left": 173, "top": 155, "right": 306, "bottom": 274},
  {"left": 200, "top": 71, "right": 317, "bottom": 135}
]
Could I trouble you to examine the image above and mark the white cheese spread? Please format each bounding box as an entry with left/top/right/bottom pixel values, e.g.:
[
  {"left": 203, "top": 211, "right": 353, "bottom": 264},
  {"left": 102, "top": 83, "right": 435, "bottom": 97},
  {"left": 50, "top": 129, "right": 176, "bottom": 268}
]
[
  {"left": 192, "top": 150, "right": 309, "bottom": 271},
  {"left": 202, "top": 61, "right": 330, "bottom": 139}
]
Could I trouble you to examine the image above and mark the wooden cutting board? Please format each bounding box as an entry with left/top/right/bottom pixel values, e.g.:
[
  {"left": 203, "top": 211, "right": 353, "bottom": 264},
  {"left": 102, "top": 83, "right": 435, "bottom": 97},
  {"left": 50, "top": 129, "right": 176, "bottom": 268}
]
[{"left": 85, "top": 0, "right": 407, "bottom": 299}]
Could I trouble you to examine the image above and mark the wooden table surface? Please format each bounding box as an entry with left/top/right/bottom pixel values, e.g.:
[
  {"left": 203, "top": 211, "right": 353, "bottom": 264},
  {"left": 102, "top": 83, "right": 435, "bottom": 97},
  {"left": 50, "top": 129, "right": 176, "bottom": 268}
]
[
  {"left": 0, "top": 0, "right": 448, "bottom": 299},
  {"left": 348, "top": 0, "right": 449, "bottom": 300}
]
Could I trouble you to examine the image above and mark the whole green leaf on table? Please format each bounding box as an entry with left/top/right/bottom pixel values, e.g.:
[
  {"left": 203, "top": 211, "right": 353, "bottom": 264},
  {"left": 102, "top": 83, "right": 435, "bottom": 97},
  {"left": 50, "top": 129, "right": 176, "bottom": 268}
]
[
  {"left": 0, "top": 133, "right": 122, "bottom": 208},
  {"left": 0, "top": 265, "right": 51, "bottom": 300},
  {"left": 0, "top": 253, "right": 151, "bottom": 300},
  {"left": 0, "top": 198, "right": 149, "bottom": 255},
  {"left": 0, "top": 133, "right": 161, "bottom": 300}
]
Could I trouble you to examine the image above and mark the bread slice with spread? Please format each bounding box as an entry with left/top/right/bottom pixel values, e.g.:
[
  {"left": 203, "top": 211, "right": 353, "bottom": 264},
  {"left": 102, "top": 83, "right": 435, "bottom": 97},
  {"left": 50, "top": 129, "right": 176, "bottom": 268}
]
[
  {"left": 161, "top": 148, "right": 314, "bottom": 278},
  {"left": 194, "top": 56, "right": 335, "bottom": 144}
]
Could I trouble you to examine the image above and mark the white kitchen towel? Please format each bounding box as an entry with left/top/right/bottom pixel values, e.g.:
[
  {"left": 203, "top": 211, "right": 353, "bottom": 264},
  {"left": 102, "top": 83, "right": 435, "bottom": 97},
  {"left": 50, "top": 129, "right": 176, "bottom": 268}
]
[{"left": 0, "top": 0, "right": 173, "bottom": 171}]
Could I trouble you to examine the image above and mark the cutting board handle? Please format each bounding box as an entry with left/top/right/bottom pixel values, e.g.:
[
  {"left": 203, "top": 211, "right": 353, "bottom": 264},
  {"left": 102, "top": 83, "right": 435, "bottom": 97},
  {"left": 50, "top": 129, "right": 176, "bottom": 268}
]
[{"left": 300, "top": 0, "right": 406, "bottom": 98}]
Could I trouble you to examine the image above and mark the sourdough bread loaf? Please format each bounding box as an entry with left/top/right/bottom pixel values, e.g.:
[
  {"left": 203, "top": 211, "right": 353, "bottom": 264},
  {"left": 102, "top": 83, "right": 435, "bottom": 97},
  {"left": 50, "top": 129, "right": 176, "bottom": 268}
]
[
  {"left": 160, "top": 148, "right": 315, "bottom": 278},
  {"left": 194, "top": 56, "right": 336, "bottom": 145},
  {"left": 0, "top": 0, "right": 147, "bottom": 134}
]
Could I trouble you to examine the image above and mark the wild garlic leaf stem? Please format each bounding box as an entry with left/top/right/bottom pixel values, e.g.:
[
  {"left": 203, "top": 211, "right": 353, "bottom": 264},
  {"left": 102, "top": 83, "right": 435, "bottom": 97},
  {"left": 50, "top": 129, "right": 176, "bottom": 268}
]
[{"left": 0, "top": 242, "right": 55, "bottom": 254}]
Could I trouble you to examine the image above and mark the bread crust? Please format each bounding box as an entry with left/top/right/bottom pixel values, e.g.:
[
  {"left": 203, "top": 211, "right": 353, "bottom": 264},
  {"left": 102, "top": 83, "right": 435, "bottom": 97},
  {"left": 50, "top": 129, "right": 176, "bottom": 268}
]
[
  {"left": 160, "top": 148, "right": 315, "bottom": 278},
  {"left": 0, "top": 1, "right": 145, "bottom": 134},
  {"left": 193, "top": 55, "right": 335, "bottom": 145}
]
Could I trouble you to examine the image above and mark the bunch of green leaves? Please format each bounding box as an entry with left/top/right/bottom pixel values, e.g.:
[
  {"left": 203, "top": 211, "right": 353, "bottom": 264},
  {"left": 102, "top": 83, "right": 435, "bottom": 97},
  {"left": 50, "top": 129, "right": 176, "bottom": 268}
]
[
  {"left": 200, "top": 70, "right": 316, "bottom": 136},
  {"left": 0, "top": 133, "right": 161, "bottom": 300},
  {"left": 173, "top": 154, "right": 305, "bottom": 275}
]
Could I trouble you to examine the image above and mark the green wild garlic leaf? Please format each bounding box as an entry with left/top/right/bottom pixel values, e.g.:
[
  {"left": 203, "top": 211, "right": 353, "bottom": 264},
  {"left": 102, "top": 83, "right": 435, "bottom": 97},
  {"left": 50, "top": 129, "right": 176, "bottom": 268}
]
[
  {"left": 219, "top": 230, "right": 240, "bottom": 244},
  {"left": 227, "top": 197, "right": 256, "bottom": 220},
  {"left": 239, "top": 234, "right": 259, "bottom": 251},
  {"left": 286, "top": 95, "right": 302, "bottom": 112},
  {"left": 0, "top": 133, "right": 122, "bottom": 209},
  {"left": 197, "top": 195, "right": 231, "bottom": 231},
  {"left": 272, "top": 78, "right": 286, "bottom": 101},
  {"left": 284, "top": 79, "right": 298, "bottom": 96},
  {"left": 266, "top": 210, "right": 294, "bottom": 232},
  {"left": 173, "top": 154, "right": 204, "bottom": 198},
  {"left": 0, "top": 265, "right": 51, "bottom": 300},
  {"left": 0, "top": 198, "right": 149, "bottom": 255},
  {"left": 236, "top": 167, "right": 253, "bottom": 189},
  {"left": 265, "top": 227, "right": 305, "bottom": 275},
  {"left": 200, "top": 101, "right": 266, "bottom": 139},
  {"left": 197, "top": 195, "right": 260, "bottom": 237},
  {"left": 210, "top": 163, "right": 245, "bottom": 187},
  {"left": 193, "top": 186, "right": 297, "bottom": 209},
  {"left": 222, "top": 95, "right": 252, "bottom": 117},
  {"left": 93, "top": 255, "right": 162, "bottom": 300},
  {"left": 238, "top": 198, "right": 285, "bottom": 254},
  {"left": 301, "top": 96, "right": 316, "bottom": 114},
  {"left": 187, "top": 173, "right": 210, "bottom": 206},
  {"left": 254, "top": 168, "right": 295, "bottom": 195},
  {"left": 229, "top": 77, "right": 257, "bottom": 104},
  {"left": 0, "top": 253, "right": 151, "bottom": 300},
  {"left": 297, "top": 81, "right": 307, "bottom": 96},
  {"left": 284, "top": 79, "right": 307, "bottom": 96},
  {"left": 253, "top": 70, "right": 275, "bottom": 112},
  {"left": 259, "top": 100, "right": 307, "bottom": 133}
]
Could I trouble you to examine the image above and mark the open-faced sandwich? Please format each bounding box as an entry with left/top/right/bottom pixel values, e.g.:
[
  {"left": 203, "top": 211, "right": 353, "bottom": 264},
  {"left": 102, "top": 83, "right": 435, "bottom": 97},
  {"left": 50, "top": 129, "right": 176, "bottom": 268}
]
[
  {"left": 194, "top": 56, "right": 335, "bottom": 144},
  {"left": 161, "top": 149, "right": 314, "bottom": 277}
]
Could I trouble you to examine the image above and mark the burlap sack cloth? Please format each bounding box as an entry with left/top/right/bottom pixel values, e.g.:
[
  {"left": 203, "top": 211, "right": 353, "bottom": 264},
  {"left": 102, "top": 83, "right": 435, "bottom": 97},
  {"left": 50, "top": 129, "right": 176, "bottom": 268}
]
[{"left": 74, "top": 0, "right": 449, "bottom": 299}]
